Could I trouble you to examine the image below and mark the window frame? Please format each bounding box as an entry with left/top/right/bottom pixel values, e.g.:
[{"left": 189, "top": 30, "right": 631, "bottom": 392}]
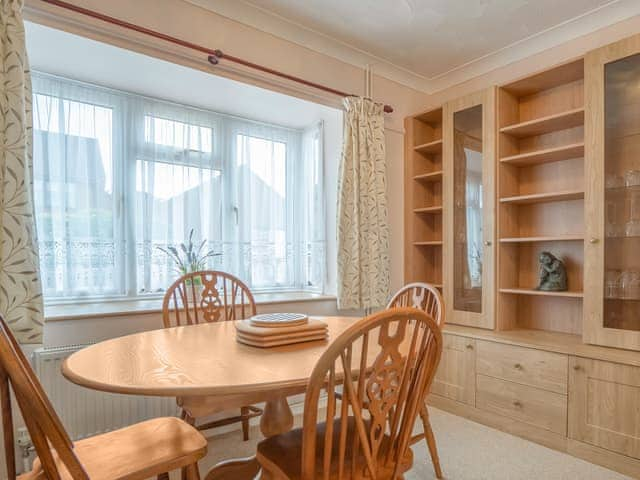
[{"left": 32, "top": 73, "right": 325, "bottom": 304}]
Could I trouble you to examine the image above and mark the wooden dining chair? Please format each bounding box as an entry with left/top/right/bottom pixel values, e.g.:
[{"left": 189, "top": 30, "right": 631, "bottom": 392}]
[
  {"left": 256, "top": 307, "right": 443, "bottom": 479},
  {"left": 0, "top": 315, "right": 207, "bottom": 480},
  {"left": 387, "top": 283, "right": 445, "bottom": 479},
  {"left": 162, "top": 270, "right": 262, "bottom": 441}
]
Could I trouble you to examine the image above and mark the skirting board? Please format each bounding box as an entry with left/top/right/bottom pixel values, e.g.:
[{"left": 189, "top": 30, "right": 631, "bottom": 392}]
[{"left": 428, "top": 394, "right": 640, "bottom": 479}]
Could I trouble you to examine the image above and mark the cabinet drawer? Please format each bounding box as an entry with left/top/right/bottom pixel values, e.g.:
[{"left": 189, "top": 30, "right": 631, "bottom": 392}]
[
  {"left": 476, "top": 340, "right": 568, "bottom": 394},
  {"left": 477, "top": 375, "right": 567, "bottom": 435}
]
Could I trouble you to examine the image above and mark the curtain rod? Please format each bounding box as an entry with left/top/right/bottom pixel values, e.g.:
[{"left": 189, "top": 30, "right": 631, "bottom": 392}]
[{"left": 39, "top": 0, "right": 394, "bottom": 114}]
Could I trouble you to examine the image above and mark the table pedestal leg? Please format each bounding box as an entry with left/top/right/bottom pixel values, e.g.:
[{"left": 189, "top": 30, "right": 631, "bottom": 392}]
[
  {"left": 260, "top": 396, "right": 294, "bottom": 437},
  {"left": 205, "top": 397, "right": 294, "bottom": 480}
]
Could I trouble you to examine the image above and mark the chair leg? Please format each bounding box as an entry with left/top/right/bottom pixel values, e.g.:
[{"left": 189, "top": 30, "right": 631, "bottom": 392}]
[
  {"left": 420, "top": 406, "right": 443, "bottom": 479},
  {"left": 184, "top": 463, "right": 201, "bottom": 480},
  {"left": 241, "top": 406, "right": 250, "bottom": 442}
]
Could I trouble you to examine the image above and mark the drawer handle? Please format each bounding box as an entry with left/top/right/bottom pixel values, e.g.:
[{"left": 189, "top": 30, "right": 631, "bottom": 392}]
[
  {"left": 573, "top": 365, "right": 581, "bottom": 371},
  {"left": 514, "top": 363, "right": 523, "bottom": 370},
  {"left": 465, "top": 344, "right": 474, "bottom": 350},
  {"left": 513, "top": 400, "right": 523, "bottom": 408}
]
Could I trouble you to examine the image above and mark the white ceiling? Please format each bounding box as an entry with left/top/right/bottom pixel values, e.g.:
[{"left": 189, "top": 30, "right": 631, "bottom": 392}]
[
  {"left": 187, "top": 0, "right": 640, "bottom": 92},
  {"left": 25, "top": 22, "right": 340, "bottom": 130}
]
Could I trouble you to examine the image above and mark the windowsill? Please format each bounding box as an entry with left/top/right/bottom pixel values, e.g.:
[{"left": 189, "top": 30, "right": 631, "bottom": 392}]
[{"left": 44, "top": 291, "right": 337, "bottom": 322}]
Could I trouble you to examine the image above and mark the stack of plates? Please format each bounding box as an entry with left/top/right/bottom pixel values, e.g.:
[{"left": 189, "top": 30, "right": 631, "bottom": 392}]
[{"left": 236, "top": 313, "right": 328, "bottom": 348}]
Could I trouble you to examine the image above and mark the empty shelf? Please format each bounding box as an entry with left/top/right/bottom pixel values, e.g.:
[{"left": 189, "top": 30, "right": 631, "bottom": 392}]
[
  {"left": 414, "top": 139, "right": 443, "bottom": 155},
  {"left": 413, "top": 206, "right": 443, "bottom": 214},
  {"left": 500, "top": 108, "right": 584, "bottom": 137},
  {"left": 413, "top": 241, "right": 443, "bottom": 246},
  {"left": 413, "top": 170, "right": 443, "bottom": 183},
  {"left": 500, "top": 235, "right": 584, "bottom": 243},
  {"left": 500, "top": 143, "right": 585, "bottom": 166},
  {"left": 500, "top": 190, "right": 584, "bottom": 205}
]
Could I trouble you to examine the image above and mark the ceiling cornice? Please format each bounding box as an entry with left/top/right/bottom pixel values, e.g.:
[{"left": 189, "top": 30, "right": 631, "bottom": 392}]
[{"left": 185, "top": 0, "right": 640, "bottom": 94}]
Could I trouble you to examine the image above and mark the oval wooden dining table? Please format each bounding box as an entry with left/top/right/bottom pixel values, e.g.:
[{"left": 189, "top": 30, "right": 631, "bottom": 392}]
[{"left": 62, "top": 316, "right": 358, "bottom": 480}]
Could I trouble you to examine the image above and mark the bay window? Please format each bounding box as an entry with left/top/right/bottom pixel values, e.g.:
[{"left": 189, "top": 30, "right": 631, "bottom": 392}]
[{"left": 32, "top": 73, "right": 325, "bottom": 301}]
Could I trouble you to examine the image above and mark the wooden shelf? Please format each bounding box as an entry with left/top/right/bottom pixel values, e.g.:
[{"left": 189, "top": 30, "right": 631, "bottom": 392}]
[
  {"left": 500, "top": 288, "right": 584, "bottom": 298},
  {"left": 499, "top": 189, "right": 584, "bottom": 205},
  {"left": 500, "top": 108, "right": 584, "bottom": 137},
  {"left": 413, "top": 241, "right": 443, "bottom": 246},
  {"left": 413, "top": 170, "right": 443, "bottom": 183},
  {"left": 502, "top": 59, "right": 584, "bottom": 97},
  {"left": 500, "top": 235, "right": 584, "bottom": 243},
  {"left": 413, "top": 206, "right": 443, "bottom": 214},
  {"left": 414, "top": 139, "right": 443, "bottom": 155},
  {"left": 500, "top": 142, "right": 585, "bottom": 166}
]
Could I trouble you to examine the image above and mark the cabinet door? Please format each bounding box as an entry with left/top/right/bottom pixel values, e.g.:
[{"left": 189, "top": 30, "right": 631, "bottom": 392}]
[
  {"left": 585, "top": 34, "right": 640, "bottom": 350},
  {"left": 568, "top": 357, "right": 640, "bottom": 459},
  {"left": 443, "top": 88, "right": 496, "bottom": 329},
  {"left": 431, "top": 334, "right": 476, "bottom": 405}
]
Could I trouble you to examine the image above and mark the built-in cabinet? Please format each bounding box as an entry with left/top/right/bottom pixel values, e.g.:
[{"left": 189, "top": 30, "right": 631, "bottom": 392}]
[
  {"left": 443, "top": 89, "right": 496, "bottom": 329},
  {"left": 406, "top": 32, "right": 640, "bottom": 478},
  {"left": 431, "top": 334, "right": 475, "bottom": 405},
  {"left": 569, "top": 357, "right": 640, "bottom": 460},
  {"left": 584, "top": 34, "right": 640, "bottom": 351}
]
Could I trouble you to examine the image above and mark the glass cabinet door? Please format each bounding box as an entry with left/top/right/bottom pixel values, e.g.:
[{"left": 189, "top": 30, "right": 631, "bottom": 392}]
[
  {"left": 444, "top": 89, "right": 495, "bottom": 329},
  {"left": 585, "top": 39, "right": 640, "bottom": 350}
]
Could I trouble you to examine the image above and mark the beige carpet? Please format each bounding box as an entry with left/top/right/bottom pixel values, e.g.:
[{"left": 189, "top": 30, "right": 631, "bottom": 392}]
[{"left": 198, "top": 407, "right": 632, "bottom": 479}]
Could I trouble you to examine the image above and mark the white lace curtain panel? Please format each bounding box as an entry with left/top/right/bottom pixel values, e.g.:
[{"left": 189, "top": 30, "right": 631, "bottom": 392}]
[
  {"left": 31, "top": 73, "right": 325, "bottom": 300},
  {"left": 0, "top": 0, "right": 44, "bottom": 343}
]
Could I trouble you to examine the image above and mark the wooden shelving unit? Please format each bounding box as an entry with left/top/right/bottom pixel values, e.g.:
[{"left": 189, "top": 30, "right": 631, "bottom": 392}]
[
  {"left": 497, "top": 59, "right": 585, "bottom": 334},
  {"left": 404, "top": 107, "right": 444, "bottom": 289}
]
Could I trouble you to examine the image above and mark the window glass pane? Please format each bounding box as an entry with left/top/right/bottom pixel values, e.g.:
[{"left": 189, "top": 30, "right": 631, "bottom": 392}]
[
  {"left": 144, "top": 115, "right": 212, "bottom": 153},
  {"left": 32, "top": 93, "right": 120, "bottom": 298}
]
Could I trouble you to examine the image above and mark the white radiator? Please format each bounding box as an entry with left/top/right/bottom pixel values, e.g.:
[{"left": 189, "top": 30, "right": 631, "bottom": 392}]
[{"left": 33, "top": 345, "right": 179, "bottom": 440}]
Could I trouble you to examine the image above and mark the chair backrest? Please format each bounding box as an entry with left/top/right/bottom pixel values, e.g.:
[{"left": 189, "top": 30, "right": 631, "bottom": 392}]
[
  {"left": 162, "top": 270, "right": 257, "bottom": 328},
  {"left": 387, "top": 283, "right": 445, "bottom": 328},
  {"left": 301, "top": 307, "right": 443, "bottom": 480},
  {"left": 0, "top": 316, "right": 89, "bottom": 480}
]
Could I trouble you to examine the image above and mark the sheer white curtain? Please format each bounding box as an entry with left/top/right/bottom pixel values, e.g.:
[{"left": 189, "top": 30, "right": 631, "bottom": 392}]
[
  {"left": 32, "top": 76, "right": 125, "bottom": 298},
  {"left": 134, "top": 100, "right": 223, "bottom": 294},
  {"left": 229, "top": 120, "right": 324, "bottom": 290},
  {"left": 31, "top": 73, "right": 325, "bottom": 300}
]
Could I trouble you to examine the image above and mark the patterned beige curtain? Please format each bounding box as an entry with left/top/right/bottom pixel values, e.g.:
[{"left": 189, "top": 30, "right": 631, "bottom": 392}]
[
  {"left": 337, "top": 97, "right": 390, "bottom": 309},
  {"left": 0, "top": 0, "right": 44, "bottom": 343}
]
